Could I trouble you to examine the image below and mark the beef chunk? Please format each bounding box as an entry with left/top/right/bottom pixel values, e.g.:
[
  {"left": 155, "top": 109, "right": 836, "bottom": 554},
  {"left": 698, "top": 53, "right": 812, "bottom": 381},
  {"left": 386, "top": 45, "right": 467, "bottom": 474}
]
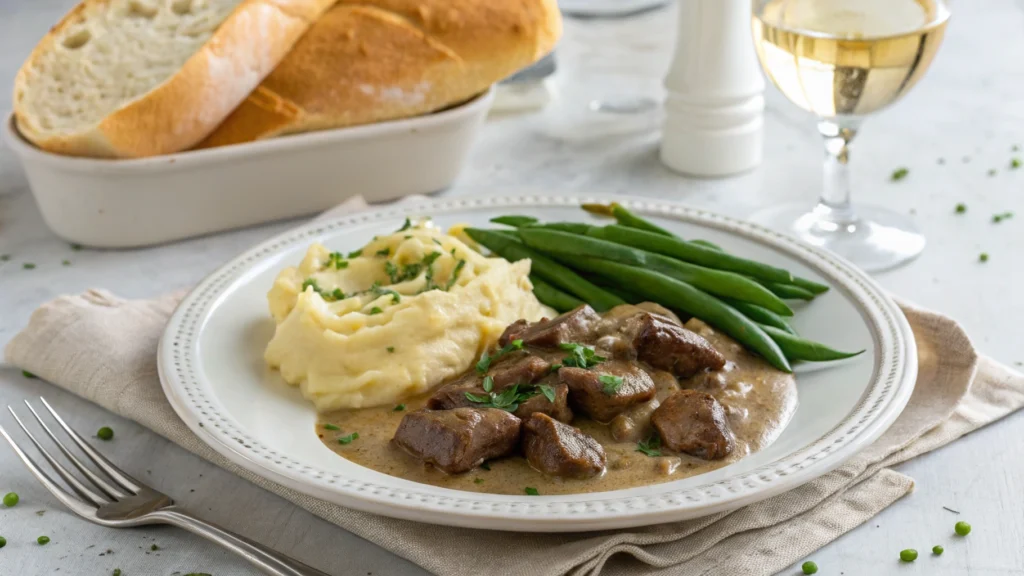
[
  {"left": 559, "top": 360, "right": 656, "bottom": 422},
  {"left": 500, "top": 305, "right": 601, "bottom": 349},
  {"left": 514, "top": 382, "right": 573, "bottom": 423},
  {"left": 393, "top": 408, "right": 521, "bottom": 474},
  {"left": 629, "top": 313, "right": 725, "bottom": 378},
  {"left": 651, "top": 390, "right": 735, "bottom": 460},
  {"left": 427, "top": 354, "right": 552, "bottom": 410},
  {"left": 490, "top": 354, "right": 552, "bottom": 389},
  {"left": 522, "top": 413, "right": 605, "bottom": 478}
]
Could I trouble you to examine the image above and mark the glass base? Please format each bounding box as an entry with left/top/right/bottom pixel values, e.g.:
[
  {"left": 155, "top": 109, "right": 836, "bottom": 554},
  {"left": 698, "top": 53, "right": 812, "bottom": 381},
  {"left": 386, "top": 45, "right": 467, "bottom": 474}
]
[{"left": 749, "top": 203, "right": 925, "bottom": 273}]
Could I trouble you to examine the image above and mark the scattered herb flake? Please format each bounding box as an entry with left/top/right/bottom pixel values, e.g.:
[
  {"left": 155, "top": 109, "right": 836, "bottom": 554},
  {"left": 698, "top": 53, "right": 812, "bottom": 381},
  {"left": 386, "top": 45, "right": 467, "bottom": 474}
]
[
  {"left": 22, "top": 370, "right": 36, "bottom": 379},
  {"left": 979, "top": 252, "right": 989, "bottom": 262},
  {"left": 992, "top": 211, "right": 1014, "bottom": 223},
  {"left": 955, "top": 203, "right": 967, "bottom": 214},
  {"left": 988, "top": 168, "right": 998, "bottom": 177},
  {"left": 480, "top": 462, "right": 491, "bottom": 471},
  {"left": 326, "top": 252, "right": 349, "bottom": 270},
  {"left": 476, "top": 339, "right": 524, "bottom": 373},
  {"left": 636, "top": 435, "right": 662, "bottom": 457},
  {"left": 558, "top": 343, "right": 606, "bottom": 369},
  {"left": 0, "top": 254, "right": 9, "bottom": 261},
  {"left": 398, "top": 218, "right": 413, "bottom": 232},
  {"left": 323, "top": 423, "right": 341, "bottom": 431},
  {"left": 445, "top": 259, "right": 466, "bottom": 290},
  {"left": 599, "top": 374, "right": 624, "bottom": 395},
  {"left": 386, "top": 346, "right": 395, "bottom": 353},
  {"left": 549, "top": 364, "right": 562, "bottom": 372},
  {"left": 890, "top": 167, "right": 909, "bottom": 181},
  {"left": 369, "top": 307, "right": 384, "bottom": 315},
  {"left": 338, "top": 432, "right": 359, "bottom": 445},
  {"left": 71, "top": 244, "right": 83, "bottom": 251},
  {"left": 482, "top": 376, "right": 494, "bottom": 393},
  {"left": 369, "top": 283, "right": 401, "bottom": 303},
  {"left": 432, "top": 238, "right": 444, "bottom": 247},
  {"left": 473, "top": 478, "right": 484, "bottom": 484},
  {"left": 393, "top": 404, "right": 405, "bottom": 412},
  {"left": 347, "top": 249, "right": 363, "bottom": 258},
  {"left": 151, "top": 544, "right": 159, "bottom": 551},
  {"left": 1012, "top": 158, "right": 1022, "bottom": 169},
  {"left": 331, "top": 288, "right": 345, "bottom": 300},
  {"left": 539, "top": 384, "right": 556, "bottom": 403},
  {"left": 384, "top": 261, "right": 400, "bottom": 283},
  {"left": 524, "top": 487, "right": 539, "bottom": 496},
  {"left": 375, "top": 248, "right": 390, "bottom": 257},
  {"left": 23, "top": 262, "right": 35, "bottom": 269}
]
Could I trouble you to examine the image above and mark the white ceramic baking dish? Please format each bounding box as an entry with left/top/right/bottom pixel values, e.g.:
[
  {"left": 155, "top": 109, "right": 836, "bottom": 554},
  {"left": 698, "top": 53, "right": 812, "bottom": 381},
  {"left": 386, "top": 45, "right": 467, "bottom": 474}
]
[{"left": 3, "top": 88, "right": 494, "bottom": 248}]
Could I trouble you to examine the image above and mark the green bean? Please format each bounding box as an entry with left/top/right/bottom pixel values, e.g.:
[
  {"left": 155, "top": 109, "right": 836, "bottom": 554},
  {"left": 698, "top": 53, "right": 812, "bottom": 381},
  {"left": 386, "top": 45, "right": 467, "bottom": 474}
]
[
  {"left": 524, "top": 222, "right": 595, "bottom": 235},
  {"left": 564, "top": 257, "right": 791, "bottom": 372},
  {"left": 490, "top": 215, "right": 538, "bottom": 227},
  {"left": 758, "top": 325, "right": 863, "bottom": 362},
  {"left": 518, "top": 228, "right": 793, "bottom": 316},
  {"left": 689, "top": 239, "right": 723, "bottom": 251},
  {"left": 530, "top": 276, "right": 584, "bottom": 312},
  {"left": 758, "top": 280, "right": 816, "bottom": 301},
  {"left": 464, "top": 228, "right": 624, "bottom": 311},
  {"left": 723, "top": 299, "right": 797, "bottom": 334},
  {"left": 791, "top": 276, "right": 831, "bottom": 295},
  {"left": 589, "top": 225, "right": 794, "bottom": 285},
  {"left": 609, "top": 203, "right": 675, "bottom": 236},
  {"left": 591, "top": 281, "right": 645, "bottom": 304}
]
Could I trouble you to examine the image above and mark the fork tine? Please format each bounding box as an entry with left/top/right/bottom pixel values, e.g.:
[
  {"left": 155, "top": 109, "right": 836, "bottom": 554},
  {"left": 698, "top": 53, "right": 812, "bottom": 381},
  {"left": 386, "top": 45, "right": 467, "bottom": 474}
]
[
  {"left": 39, "top": 397, "right": 142, "bottom": 494},
  {"left": 0, "top": 423, "right": 99, "bottom": 518},
  {"left": 6, "top": 407, "right": 109, "bottom": 507},
  {"left": 24, "top": 400, "right": 127, "bottom": 500}
]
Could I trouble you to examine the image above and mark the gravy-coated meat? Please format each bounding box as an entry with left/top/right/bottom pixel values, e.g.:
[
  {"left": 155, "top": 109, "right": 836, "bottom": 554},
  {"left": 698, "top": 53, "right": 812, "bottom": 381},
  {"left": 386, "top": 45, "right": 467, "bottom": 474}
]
[
  {"left": 629, "top": 313, "right": 726, "bottom": 377},
  {"left": 651, "top": 390, "right": 735, "bottom": 460},
  {"left": 559, "top": 360, "right": 656, "bottom": 422},
  {"left": 522, "top": 413, "right": 605, "bottom": 479},
  {"left": 427, "top": 354, "right": 551, "bottom": 410},
  {"left": 514, "top": 382, "right": 573, "bottom": 423},
  {"left": 393, "top": 408, "right": 521, "bottom": 474},
  {"left": 501, "top": 304, "right": 601, "bottom": 349}
]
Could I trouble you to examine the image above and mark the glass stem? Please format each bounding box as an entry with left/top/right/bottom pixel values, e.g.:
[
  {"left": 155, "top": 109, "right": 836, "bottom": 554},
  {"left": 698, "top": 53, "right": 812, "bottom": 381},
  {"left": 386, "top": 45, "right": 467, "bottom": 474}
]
[{"left": 816, "top": 118, "right": 862, "bottom": 225}]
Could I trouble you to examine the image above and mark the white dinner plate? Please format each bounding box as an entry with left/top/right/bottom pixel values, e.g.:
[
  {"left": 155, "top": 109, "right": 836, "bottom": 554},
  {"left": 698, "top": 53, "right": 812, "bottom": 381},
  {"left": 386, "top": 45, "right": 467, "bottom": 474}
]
[{"left": 158, "top": 195, "right": 917, "bottom": 532}]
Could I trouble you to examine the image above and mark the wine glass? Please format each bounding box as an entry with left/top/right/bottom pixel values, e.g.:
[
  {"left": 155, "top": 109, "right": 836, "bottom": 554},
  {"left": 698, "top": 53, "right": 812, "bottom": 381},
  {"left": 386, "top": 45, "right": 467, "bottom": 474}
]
[{"left": 749, "top": 0, "right": 950, "bottom": 272}]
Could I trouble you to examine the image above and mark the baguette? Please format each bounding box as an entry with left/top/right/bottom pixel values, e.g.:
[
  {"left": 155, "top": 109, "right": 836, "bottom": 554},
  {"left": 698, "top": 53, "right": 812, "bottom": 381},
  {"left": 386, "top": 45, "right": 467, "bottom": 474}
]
[
  {"left": 14, "top": 0, "right": 335, "bottom": 158},
  {"left": 198, "top": 0, "right": 561, "bottom": 148}
]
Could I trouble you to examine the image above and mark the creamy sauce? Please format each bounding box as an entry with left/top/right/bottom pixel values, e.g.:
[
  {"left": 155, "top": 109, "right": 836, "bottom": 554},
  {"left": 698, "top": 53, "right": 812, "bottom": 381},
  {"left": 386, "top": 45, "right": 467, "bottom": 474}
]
[{"left": 317, "top": 318, "right": 798, "bottom": 495}]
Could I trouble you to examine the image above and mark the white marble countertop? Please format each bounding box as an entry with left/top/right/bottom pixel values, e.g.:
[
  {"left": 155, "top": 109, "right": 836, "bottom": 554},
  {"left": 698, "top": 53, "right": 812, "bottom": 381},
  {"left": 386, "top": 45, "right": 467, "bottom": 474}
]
[{"left": 1, "top": 0, "right": 1023, "bottom": 574}]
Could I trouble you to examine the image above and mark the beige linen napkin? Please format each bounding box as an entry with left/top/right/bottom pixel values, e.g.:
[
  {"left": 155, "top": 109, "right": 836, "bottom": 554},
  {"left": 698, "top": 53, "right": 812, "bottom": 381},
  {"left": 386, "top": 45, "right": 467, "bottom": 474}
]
[{"left": 5, "top": 201, "right": 1024, "bottom": 575}]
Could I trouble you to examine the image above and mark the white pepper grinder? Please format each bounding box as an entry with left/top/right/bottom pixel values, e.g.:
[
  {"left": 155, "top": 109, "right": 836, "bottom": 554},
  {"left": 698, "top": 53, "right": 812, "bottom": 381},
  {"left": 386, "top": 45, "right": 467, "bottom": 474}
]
[{"left": 660, "top": 0, "right": 765, "bottom": 177}]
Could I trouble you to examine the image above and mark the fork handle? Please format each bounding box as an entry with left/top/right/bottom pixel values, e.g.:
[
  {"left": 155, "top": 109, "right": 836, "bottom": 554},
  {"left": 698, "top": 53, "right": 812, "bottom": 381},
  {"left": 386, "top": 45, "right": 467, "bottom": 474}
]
[{"left": 153, "top": 509, "right": 333, "bottom": 576}]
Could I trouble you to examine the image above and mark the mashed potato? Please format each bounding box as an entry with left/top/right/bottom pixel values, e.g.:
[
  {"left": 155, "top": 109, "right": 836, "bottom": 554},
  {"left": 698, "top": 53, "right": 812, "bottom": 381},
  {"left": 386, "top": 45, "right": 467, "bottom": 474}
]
[{"left": 264, "top": 222, "right": 551, "bottom": 412}]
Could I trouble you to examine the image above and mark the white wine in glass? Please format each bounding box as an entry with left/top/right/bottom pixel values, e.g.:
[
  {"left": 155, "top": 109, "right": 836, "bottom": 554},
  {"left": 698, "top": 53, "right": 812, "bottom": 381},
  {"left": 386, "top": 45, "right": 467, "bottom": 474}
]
[{"left": 749, "top": 0, "right": 950, "bottom": 272}]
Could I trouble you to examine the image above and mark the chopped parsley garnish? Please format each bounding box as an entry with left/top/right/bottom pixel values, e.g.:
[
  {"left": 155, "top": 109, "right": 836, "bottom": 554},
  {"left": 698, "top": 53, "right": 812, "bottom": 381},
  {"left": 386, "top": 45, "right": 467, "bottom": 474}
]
[
  {"left": 301, "top": 278, "right": 344, "bottom": 302},
  {"left": 70, "top": 244, "right": 83, "bottom": 251},
  {"left": 23, "top": 263, "right": 35, "bottom": 270},
  {"left": 636, "top": 435, "right": 662, "bottom": 457},
  {"left": 384, "top": 261, "right": 400, "bottom": 283},
  {"left": 482, "top": 376, "right": 494, "bottom": 393},
  {"left": 338, "top": 432, "right": 359, "bottom": 445},
  {"left": 347, "top": 249, "right": 363, "bottom": 258},
  {"left": 890, "top": 167, "right": 909, "bottom": 181},
  {"left": 325, "top": 251, "right": 349, "bottom": 270},
  {"left": 955, "top": 203, "right": 967, "bottom": 214},
  {"left": 323, "top": 423, "right": 341, "bottom": 431},
  {"left": 525, "top": 487, "right": 539, "bottom": 496},
  {"left": 599, "top": 374, "right": 624, "bottom": 395},
  {"left": 369, "top": 282, "right": 401, "bottom": 303},
  {"left": 113, "top": 570, "right": 122, "bottom": 576},
  {"left": 151, "top": 544, "right": 159, "bottom": 551},
  {"left": 979, "top": 252, "right": 990, "bottom": 262},
  {"left": 539, "top": 384, "right": 556, "bottom": 403},
  {"left": 375, "top": 248, "right": 390, "bottom": 257},
  {"left": 476, "top": 339, "right": 524, "bottom": 373},
  {"left": 1, "top": 254, "right": 10, "bottom": 261},
  {"left": 988, "top": 168, "right": 998, "bottom": 177},
  {"left": 393, "top": 404, "right": 405, "bottom": 411},
  {"left": 558, "top": 343, "right": 606, "bottom": 369},
  {"left": 480, "top": 462, "right": 491, "bottom": 471},
  {"left": 432, "top": 238, "right": 444, "bottom": 247},
  {"left": 369, "top": 307, "right": 384, "bottom": 315},
  {"left": 464, "top": 383, "right": 538, "bottom": 412},
  {"left": 445, "top": 259, "right": 466, "bottom": 290},
  {"left": 386, "top": 346, "right": 395, "bottom": 353},
  {"left": 473, "top": 478, "right": 484, "bottom": 484},
  {"left": 549, "top": 364, "right": 562, "bottom": 372},
  {"left": 22, "top": 370, "right": 36, "bottom": 379},
  {"left": 398, "top": 218, "right": 413, "bottom": 232},
  {"left": 992, "top": 211, "right": 1014, "bottom": 223},
  {"left": 1012, "top": 158, "right": 1022, "bottom": 169}
]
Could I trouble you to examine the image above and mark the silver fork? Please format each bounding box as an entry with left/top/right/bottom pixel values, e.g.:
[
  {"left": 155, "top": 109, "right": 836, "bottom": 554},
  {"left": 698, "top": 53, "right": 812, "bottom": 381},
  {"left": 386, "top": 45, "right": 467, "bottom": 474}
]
[{"left": 1, "top": 398, "right": 331, "bottom": 576}]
